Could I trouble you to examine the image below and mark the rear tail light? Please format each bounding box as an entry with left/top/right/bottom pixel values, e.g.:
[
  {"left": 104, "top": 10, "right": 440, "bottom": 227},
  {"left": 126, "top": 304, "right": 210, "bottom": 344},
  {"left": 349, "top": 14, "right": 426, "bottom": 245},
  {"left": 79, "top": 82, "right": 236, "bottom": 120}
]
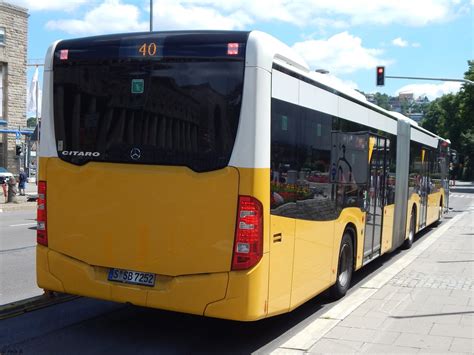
[
  {"left": 37, "top": 181, "right": 48, "bottom": 246},
  {"left": 231, "top": 196, "right": 263, "bottom": 270}
]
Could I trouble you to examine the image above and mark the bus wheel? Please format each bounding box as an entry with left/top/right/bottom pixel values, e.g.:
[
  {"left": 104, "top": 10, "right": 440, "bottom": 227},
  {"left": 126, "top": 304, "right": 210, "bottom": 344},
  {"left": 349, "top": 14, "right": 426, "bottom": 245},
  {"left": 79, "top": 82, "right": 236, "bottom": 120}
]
[
  {"left": 403, "top": 209, "right": 415, "bottom": 249},
  {"left": 331, "top": 231, "right": 353, "bottom": 299}
]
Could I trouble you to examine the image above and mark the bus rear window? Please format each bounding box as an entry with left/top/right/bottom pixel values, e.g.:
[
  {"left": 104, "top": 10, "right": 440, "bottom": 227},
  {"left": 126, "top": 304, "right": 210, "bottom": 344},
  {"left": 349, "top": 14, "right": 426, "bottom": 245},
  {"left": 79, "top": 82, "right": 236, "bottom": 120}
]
[{"left": 53, "top": 33, "right": 246, "bottom": 172}]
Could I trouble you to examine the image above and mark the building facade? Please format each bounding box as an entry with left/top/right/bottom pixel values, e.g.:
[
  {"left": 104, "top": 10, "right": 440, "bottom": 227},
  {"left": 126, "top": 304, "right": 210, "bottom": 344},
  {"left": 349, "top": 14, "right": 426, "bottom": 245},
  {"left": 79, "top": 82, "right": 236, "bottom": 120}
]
[{"left": 0, "top": 2, "right": 28, "bottom": 173}]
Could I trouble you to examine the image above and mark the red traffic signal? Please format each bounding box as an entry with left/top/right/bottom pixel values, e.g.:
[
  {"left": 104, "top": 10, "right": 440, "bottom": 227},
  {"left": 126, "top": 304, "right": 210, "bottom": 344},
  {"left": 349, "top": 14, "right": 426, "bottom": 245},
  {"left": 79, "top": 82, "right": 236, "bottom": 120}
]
[{"left": 376, "top": 66, "right": 385, "bottom": 86}]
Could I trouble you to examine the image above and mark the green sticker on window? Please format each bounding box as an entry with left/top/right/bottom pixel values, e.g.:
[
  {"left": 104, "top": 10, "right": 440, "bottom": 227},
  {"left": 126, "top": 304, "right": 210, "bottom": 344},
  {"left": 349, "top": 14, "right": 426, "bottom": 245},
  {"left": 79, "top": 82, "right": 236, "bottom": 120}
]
[
  {"left": 131, "top": 79, "right": 144, "bottom": 94},
  {"left": 317, "top": 123, "right": 322, "bottom": 136},
  {"left": 281, "top": 115, "right": 288, "bottom": 131}
]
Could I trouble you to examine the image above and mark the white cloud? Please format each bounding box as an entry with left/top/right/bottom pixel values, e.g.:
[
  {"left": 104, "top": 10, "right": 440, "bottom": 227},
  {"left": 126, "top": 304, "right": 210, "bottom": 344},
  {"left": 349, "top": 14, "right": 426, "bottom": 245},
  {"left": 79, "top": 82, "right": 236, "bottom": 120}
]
[
  {"left": 40, "top": 0, "right": 469, "bottom": 36},
  {"left": 392, "top": 37, "right": 409, "bottom": 47},
  {"left": 46, "top": 0, "right": 147, "bottom": 35},
  {"left": 391, "top": 37, "right": 421, "bottom": 48},
  {"left": 396, "top": 82, "right": 462, "bottom": 100},
  {"left": 292, "top": 32, "right": 389, "bottom": 74},
  {"left": 12, "top": 0, "right": 89, "bottom": 11},
  {"left": 152, "top": 0, "right": 251, "bottom": 30},
  {"left": 184, "top": 0, "right": 467, "bottom": 28}
]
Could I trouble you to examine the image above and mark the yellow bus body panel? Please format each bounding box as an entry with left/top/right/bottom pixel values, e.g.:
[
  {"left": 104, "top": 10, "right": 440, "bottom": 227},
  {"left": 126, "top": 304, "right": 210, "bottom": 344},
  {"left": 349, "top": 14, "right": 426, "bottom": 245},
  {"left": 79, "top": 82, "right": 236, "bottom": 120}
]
[
  {"left": 36, "top": 245, "right": 64, "bottom": 292},
  {"left": 267, "top": 215, "right": 295, "bottom": 316},
  {"left": 287, "top": 208, "right": 364, "bottom": 310},
  {"left": 427, "top": 191, "right": 442, "bottom": 225},
  {"left": 42, "top": 157, "right": 239, "bottom": 276},
  {"left": 37, "top": 161, "right": 274, "bottom": 320},
  {"left": 407, "top": 190, "right": 442, "bottom": 238},
  {"left": 290, "top": 218, "right": 335, "bottom": 308},
  {"left": 201, "top": 168, "right": 271, "bottom": 320},
  {"left": 204, "top": 254, "right": 270, "bottom": 321},
  {"left": 381, "top": 204, "right": 395, "bottom": 254}
]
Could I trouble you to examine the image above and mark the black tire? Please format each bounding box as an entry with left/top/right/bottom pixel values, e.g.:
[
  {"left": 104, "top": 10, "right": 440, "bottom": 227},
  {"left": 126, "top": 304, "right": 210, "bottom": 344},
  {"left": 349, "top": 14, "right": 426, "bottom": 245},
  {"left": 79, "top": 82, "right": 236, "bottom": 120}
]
[
  {"left": 331, "top": 231, "right": 354, "bottom": 299},
  {"left": 403, "top": 209, "right": 415, "bottom": 249}
]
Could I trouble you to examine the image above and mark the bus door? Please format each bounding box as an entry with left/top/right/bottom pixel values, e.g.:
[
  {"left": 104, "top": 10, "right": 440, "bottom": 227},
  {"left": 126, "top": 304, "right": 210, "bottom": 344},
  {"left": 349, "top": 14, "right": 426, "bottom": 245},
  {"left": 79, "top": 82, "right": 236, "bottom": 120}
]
[
  {"left": 363, "top": 136, "right": 388, "bottom": 262},
  {"left": 419, "top": 148, "right": 429, "bottom": 228}
]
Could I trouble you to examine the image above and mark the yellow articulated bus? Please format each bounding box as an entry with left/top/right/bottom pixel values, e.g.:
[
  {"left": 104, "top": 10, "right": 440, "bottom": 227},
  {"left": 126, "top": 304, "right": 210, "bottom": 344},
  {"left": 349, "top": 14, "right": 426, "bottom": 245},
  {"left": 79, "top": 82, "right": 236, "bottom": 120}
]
[{"left": 37, "top": 30, "right": 449, "bottom": 321}]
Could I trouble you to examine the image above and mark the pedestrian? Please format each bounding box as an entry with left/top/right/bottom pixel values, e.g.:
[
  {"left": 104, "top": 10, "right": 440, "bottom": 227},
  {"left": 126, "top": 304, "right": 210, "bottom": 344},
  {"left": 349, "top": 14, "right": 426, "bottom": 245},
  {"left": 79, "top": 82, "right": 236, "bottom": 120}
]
[
  {"left": 18, "top": 168, "right": 27, "bottom": 196},
  {"left": 449, "top": 162, "right": 456, "bottom": 187},
  {"left": 0, "top": 176, "right": 6, "bottom": 203}
]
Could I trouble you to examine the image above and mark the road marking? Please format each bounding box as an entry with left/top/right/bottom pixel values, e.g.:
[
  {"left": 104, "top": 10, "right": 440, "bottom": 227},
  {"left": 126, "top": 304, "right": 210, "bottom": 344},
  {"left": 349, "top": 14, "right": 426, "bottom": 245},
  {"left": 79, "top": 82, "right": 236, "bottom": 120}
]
[
  {"left": 272, "top": 210, "right": 467, "bottom": 353},
  {"left": 450, "top": 193, "right": 474, "bottom": 198},
  {"left": 8, "top": 222, "right": 36, "bottom": 227},
  {"left": 0, "top": 245, "right": 36, "bottom": 253}
]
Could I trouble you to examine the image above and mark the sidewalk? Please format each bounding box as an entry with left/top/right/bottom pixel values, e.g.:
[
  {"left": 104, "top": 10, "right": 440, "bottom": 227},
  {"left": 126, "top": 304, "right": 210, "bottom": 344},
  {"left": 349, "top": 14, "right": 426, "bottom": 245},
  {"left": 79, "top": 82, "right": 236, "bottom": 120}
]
[
  {"left": 274, "top": 201, "right": 474, "bottom": 353},
  {"left": 0, "top": 183, "right": 37, "bottom": 212}
]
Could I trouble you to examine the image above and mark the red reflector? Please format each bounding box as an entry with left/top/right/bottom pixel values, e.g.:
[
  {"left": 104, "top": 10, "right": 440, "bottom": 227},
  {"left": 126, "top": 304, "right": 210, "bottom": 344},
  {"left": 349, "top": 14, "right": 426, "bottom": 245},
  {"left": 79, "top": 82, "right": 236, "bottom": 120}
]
[
  {"left": 60, "top": 49, "right": 69, "bottom": 60},
  {"left": 232, "top": 196, "right": 263, "bottom": 270},
  {"left": 37, "top": 181, "right": 48, "bottom": 246},
  {"left": 227, "top": 43, "right": 239, "bottom": 56}
]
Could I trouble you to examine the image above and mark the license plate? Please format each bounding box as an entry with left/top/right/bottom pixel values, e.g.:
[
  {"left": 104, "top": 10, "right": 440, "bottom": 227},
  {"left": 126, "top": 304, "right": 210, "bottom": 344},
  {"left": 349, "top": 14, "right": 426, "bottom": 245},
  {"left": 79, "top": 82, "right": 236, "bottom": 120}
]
[{"left": 108, "top": 268, "right": 156, "bottom": 287}]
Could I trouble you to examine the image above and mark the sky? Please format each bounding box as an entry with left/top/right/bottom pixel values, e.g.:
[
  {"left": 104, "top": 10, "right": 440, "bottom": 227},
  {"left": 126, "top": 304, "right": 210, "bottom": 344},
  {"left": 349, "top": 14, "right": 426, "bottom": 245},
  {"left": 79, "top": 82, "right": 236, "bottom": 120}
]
[{"left": 11, "top": 0, "right": 473, "bottom": 116}]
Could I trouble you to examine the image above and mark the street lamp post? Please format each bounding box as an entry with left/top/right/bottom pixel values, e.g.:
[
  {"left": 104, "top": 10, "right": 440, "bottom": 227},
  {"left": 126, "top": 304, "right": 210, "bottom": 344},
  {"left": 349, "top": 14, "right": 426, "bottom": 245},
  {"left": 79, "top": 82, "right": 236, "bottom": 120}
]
[
  {"left": 150, "top": 0, "right": 153, "bottom": 32},
  {"left": 27, "top": 62, "right": 44, "bottom": 180}
]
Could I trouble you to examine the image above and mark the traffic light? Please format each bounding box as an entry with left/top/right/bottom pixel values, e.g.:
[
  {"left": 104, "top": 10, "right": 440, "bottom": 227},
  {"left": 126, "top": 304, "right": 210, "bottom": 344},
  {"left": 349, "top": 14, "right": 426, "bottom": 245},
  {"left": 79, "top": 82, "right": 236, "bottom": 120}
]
[
  {"left": 376, "top": 66, "right": 385, "bottom": 86},
  {"left": 16, "top": 144, "right": 22, "bottom": 156}
]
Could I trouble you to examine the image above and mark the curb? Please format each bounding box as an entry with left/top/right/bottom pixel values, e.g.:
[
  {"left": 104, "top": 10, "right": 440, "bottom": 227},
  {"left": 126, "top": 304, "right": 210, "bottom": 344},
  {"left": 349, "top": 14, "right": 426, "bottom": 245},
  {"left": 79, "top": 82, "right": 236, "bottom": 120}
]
[
  {"left": 0, "top": 203, "right": 37, "bottom": 213},
  {"left": 0, "top": 292, "right": 79, "bottom": 320}
]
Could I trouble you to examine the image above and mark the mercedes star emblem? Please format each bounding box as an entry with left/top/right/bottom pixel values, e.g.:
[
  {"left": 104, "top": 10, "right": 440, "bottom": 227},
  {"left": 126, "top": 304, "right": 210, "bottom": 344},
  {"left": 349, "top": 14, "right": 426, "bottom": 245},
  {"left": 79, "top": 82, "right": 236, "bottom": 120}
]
[{"left": 130, "top": 147, "right": 141, "bottom": 160}]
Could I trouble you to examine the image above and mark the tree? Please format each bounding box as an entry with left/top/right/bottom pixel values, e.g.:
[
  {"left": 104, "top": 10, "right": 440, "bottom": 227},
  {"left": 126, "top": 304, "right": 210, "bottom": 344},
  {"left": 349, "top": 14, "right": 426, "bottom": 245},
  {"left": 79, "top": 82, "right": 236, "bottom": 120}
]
[
  {"left": 27, "top": 117, "right": 37, "bottom": 128},
  {"left": 420, "top": 61, "right": 474, "bottom": 180},
  {"left": 457, "top": 60, "right": 474, "bottom": 179},
  {"left": 372, "top": 93, "right": 390, "bottom": 110}
]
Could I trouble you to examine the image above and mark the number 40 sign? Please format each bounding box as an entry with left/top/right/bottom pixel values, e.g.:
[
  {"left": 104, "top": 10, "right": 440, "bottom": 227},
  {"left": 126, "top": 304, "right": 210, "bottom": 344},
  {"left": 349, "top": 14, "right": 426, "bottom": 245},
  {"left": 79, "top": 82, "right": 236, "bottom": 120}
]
[{"left": 139, "top": 42, "right": 157, "bottom": 57}]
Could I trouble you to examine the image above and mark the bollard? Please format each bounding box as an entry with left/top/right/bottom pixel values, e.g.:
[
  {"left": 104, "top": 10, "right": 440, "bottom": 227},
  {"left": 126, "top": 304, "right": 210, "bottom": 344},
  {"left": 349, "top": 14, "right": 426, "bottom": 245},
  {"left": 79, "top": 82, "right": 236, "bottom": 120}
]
[{"left": 7, "top": 177, "right": 18, "bottom": 203}]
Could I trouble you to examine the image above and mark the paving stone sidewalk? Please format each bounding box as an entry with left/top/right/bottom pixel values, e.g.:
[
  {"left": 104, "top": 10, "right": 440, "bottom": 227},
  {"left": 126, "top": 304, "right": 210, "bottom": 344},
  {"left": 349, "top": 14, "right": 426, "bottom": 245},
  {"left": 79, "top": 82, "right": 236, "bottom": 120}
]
[
  {"left": 0, "top": 184, "right": 37, "bottom": 212},
  {"left": 307, "top": 207, "right": 474, "bottom": 354}
]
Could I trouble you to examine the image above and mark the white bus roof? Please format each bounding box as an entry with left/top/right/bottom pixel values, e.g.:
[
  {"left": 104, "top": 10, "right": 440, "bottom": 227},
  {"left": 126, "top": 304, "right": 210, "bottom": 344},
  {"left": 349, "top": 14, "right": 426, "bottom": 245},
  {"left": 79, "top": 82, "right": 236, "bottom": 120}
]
[{"left": 248, "top": 30, "right": 447, "bottom": 145}]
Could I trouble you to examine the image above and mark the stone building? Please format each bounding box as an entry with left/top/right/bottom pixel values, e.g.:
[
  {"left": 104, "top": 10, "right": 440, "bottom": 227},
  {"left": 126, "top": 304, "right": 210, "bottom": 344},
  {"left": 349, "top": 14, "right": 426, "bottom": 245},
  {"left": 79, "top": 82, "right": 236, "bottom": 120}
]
[{"left": 0, "top": 2, "right": 28, "bottom": 173}]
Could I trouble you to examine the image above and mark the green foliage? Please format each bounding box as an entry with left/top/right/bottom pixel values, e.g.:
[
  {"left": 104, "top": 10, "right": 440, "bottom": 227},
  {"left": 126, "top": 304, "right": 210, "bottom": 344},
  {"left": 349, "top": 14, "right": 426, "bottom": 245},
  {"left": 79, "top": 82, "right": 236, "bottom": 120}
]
[
  {"left": 27, "top": 117, "right": 37, "bottom": 128},
  {"left": 373, "top": 92, "right": 391, "bottom": 110},
  {"left": 420, "top": 60, "right": 474, "bottom": 180}
]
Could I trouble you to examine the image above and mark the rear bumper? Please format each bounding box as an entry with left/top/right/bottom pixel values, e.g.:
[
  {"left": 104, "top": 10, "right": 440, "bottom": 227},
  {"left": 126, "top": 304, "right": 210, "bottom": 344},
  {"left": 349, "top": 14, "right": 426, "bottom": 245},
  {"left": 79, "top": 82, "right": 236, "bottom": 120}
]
[
  {"left": 37, "top": 245, "right": 269, "bottom": 321},
  {"left": 37, "top": 245, "right": 228, "bottom": 316}
]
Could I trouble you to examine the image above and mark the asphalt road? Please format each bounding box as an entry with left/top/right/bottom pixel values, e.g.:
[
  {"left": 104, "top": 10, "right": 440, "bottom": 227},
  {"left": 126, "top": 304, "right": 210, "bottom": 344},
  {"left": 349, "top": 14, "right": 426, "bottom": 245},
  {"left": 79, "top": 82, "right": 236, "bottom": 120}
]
[
  {"left": 0, "top": 210, "right": 42, "bottom": 305},
  {"left": 0, "top": 185, "right": 472, "bottom": 354}
]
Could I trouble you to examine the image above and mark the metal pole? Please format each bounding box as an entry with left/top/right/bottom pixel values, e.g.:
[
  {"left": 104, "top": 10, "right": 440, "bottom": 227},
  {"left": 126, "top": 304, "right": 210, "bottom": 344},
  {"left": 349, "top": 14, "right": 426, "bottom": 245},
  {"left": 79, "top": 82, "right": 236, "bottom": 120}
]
[
  {"left": 31, "top": 68, "right": 39, "bottom": 176},
  {"left": 150, "top": 0, "right": 153, "bottom": 32},
  {"left": 385, "top": 75, "right": 474, "bottom": 85},
  {"left": 27, "top": 61, "right": 43, "bottom": 184},
  {"left": 35, "top": 69, "right": 38, "bottom": 122}
]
